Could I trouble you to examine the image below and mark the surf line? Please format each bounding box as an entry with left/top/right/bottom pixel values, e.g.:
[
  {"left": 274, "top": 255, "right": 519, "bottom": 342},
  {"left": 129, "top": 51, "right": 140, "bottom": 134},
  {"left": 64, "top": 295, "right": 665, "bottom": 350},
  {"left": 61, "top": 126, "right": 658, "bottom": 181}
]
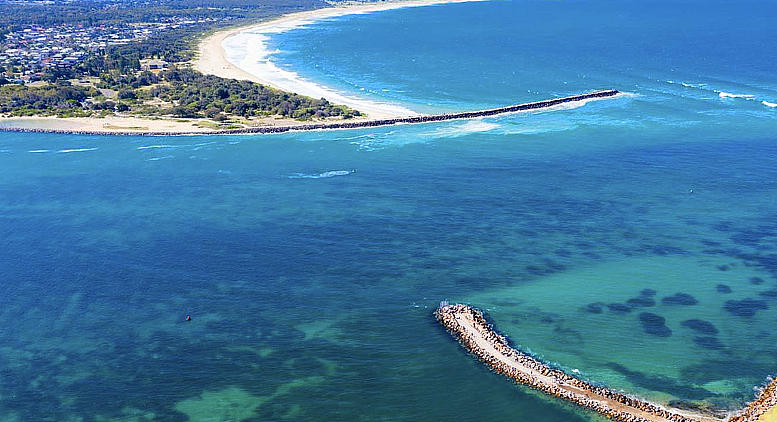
[
  {"left": 0, "top": 90, "right": 620, "bottom": 136},
  {"left": 435, "top": 303, "right": 777, "bottom": 422}
]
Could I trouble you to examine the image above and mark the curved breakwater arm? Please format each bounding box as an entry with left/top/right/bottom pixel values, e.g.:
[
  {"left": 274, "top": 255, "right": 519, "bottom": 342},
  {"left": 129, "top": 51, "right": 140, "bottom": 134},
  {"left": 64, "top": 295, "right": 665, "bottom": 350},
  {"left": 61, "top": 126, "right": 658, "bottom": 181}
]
[
  {"left": 435, "top": 303, "right": 776, "bottom": 422},
  {"left": 0, "top": 90, "right": 621, "bottom": 136}
]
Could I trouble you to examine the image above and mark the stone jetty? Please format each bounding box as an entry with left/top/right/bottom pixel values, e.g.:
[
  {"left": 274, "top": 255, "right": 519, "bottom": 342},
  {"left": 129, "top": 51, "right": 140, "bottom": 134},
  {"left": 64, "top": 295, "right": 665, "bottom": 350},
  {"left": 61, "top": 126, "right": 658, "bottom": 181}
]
[
  {"left": 0, "top": 90, "right": 620, "bottom": 136},
  {"left": 435, "top": 303, "right": 776, "bottom": 422}
]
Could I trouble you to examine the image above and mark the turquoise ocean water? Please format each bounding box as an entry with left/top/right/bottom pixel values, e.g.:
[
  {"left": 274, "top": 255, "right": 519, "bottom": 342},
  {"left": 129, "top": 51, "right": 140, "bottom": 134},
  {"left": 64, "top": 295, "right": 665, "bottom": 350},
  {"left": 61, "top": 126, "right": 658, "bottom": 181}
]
[{"left": 1, "top": 0, "right": 777, "bottom": 420}]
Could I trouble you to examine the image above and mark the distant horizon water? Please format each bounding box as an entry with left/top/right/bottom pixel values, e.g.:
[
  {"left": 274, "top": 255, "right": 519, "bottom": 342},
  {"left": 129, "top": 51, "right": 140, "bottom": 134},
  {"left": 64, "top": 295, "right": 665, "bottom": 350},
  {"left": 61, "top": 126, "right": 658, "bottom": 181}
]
[{"left": 2, "top": 0, "right": 777, "bottom": 421}]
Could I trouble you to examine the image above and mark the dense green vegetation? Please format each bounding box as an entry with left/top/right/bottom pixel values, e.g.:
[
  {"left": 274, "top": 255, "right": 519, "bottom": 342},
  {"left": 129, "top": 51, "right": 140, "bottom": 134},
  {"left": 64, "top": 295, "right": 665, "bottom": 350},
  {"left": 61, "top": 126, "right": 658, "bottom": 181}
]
[
  {"left": 0, "top": 83, "right": 97, "bottom": 117},
  {"left": 0, "top": 67, "right": 360, "bottom": 119},
  {"left": 147, "top": 68, "right": 359, "bottom": 119},
  {"left": 0, "top": 0, "right": 365, "bottom": 121}
]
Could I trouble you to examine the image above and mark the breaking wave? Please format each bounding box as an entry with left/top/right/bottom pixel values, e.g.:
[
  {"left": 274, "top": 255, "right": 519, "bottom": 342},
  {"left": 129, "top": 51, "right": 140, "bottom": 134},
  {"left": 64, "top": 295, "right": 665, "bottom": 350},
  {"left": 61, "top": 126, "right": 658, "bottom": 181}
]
[
  {"left": 717, "top": 91, "right": 756, "bottom": 99},
  {"left": 288, "top": 169, "right": 357, "bottom": 179},
  {"left": 56, "top": 148, "right": 98, "bottom": 153}
]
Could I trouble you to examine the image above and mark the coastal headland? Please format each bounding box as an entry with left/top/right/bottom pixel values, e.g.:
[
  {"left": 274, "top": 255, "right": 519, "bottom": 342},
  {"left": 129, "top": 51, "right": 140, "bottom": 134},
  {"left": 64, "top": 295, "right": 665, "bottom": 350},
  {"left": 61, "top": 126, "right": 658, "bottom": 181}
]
[
  {"left": 435, "top": 303, "right": 777, "bottom": 422},
  {"left": 0, "top": 90, "right": 621, "bottom": 136}
]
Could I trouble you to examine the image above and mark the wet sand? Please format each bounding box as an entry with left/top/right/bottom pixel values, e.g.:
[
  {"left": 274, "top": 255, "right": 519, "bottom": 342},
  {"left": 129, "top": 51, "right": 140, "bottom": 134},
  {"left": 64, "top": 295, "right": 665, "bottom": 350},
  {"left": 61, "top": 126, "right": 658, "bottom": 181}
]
[{"left": 436, "top": 303, "right": 776, "bottom": 422}]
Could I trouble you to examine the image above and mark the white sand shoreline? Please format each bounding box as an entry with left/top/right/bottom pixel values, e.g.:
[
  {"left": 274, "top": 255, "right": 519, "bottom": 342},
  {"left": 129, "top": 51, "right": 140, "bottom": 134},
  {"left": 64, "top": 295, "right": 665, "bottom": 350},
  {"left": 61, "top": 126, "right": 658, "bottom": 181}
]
[{"left": 193, "top": 0, "right": 490, "bottom": 119}]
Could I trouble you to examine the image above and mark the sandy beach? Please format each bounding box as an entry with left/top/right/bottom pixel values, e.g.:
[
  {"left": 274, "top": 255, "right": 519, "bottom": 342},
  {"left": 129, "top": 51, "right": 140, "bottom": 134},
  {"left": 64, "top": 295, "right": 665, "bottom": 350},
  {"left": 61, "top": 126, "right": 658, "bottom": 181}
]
[
  {"left": 193, "top": 0, "right": 489, "bottom": 119},
  {"left": 0, "top": 115, "right": 316, "bottom": 134},
  {"left": 0, "top": 116, "right": 215, "bottom": 134}
]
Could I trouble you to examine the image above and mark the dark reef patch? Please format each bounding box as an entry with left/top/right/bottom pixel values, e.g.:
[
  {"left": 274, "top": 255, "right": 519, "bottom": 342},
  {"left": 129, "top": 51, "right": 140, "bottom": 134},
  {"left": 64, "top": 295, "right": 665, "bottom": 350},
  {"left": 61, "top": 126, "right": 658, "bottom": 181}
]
[
  {"left": 606, "top": 363, "right": 713, "bottom": 400},
  {"left": 626, "top": 296, "right": 656, "bottom": 308},
  {"left": 553, "top": 326, "right": 585, "bottom": 343},
  {"left": 640, "top": 288, "right": 657, "bottom": 297},
  {"left": 638, "top": 312, "right": 672, "bottom": 337},
  {"left": 703, "top": 249, "right": 727, "bottom": 256},
  {"left": 700, "top": 239, "right": 722, "bottom": 247},
  {"left": 693, "top": 336, "right": 724, "bottom": 350},
  {"left": 680, "top": 319, "right": 719, "bottom": 335},
  {"left": 490, "top": 299, "right": 524, "bottom": 307},
  {"left": 723, "top": 298, "right": 768, "bottom": 317},
  {"left": 640, "top": 244, "right": 687, "bottom": 256},
  {"left": 715, "top": 284, "right": 731, "bottom": 294},
  {"left": 585, "top": 303, "right": 604, "bottom": 314},
  {"left": 758, "top": 288, "right": 777, "bottom": 299},
  {"left": 554, "top": 248, "right": 573, "bottom": 257},
  {"left": 526, "top": 265, "right": 553, "bottom": 276},
  {"left": 712, "top": 221, "right": 735, "bottom": 232},
  {"left": 662, "top": 293, "right": 698, "bottom": 306},
  {"left": 607, "top": 303, "right": 632, "bottom": 314},
  {"left": 731, "top": 229, "right": 769, "bottom": 247},
  {"left": 680, "top": 358, "right": 777, "bottom": 388},
  {"left": 749, "top": 277, "right": 765, "bottom": 285}
]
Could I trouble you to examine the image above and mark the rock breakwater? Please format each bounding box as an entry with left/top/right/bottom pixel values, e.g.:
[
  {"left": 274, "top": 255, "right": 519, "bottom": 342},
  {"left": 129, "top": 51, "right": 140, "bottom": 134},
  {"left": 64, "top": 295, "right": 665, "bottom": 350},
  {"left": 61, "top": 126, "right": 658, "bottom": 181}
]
[
  {"left": 729, "top": 376, "right": 777, "bottom": 422},
  {"left": 435, "top": 303, "right": 775, "bottom": 422},
  {"left": 0, "top": 90, "right": 620, "bottom": 136}
]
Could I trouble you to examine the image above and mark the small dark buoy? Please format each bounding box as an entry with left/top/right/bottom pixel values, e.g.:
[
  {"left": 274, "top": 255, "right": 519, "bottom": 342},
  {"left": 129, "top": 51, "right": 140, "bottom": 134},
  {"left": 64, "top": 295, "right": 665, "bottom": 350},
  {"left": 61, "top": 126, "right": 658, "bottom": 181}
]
[{"left": 186, "top": 315, "right": 192, "bottom": 321}]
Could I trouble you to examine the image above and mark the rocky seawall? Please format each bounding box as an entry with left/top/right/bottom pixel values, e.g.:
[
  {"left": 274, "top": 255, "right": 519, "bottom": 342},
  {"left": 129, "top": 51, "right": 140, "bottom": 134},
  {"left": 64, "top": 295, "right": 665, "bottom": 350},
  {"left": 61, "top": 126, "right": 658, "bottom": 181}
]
[
  {"left": 435, "top": 303, "right": 775, "bottom": 422},
  {"left": 729, "top": 376, "right": 777, "bottom": 422},
  {"left": 0, "top": 90, "right": 620, "bottom": 136}
]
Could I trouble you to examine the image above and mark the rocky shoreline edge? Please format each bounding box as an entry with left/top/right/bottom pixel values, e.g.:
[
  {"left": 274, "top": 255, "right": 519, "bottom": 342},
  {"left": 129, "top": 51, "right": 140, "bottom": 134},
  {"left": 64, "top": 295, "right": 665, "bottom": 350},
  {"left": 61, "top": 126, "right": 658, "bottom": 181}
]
[
  {"left": 0, "top": 90, "right": 619, "bottom": 137},
  {"left": 435, "top": 303, "right": 776, "bottom": 422}
]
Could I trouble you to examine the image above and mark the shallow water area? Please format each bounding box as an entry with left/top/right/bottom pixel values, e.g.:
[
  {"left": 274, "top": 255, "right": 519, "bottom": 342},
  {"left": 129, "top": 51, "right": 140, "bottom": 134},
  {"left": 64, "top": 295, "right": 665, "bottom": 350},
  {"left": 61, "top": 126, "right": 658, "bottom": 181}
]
[{"left": 2, "top": 0, "right": 777, "bottom": 420}]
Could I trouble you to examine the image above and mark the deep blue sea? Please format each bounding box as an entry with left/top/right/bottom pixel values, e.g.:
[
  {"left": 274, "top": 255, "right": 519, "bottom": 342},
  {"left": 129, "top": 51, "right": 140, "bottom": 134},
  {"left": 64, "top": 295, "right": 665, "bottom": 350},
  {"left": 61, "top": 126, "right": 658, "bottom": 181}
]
[{"left": 2, "top": 0, "right": 777, "bottom": 421}]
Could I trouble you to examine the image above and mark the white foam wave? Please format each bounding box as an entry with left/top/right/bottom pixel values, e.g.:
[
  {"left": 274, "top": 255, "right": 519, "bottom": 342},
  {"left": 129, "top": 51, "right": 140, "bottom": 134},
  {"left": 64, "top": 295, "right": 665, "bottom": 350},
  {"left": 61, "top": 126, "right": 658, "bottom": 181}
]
[
  {"left": 146, "top": 155, "right": 174, "bottom": 161},
  {"left": 137, "top": 145, "right": 175, "bottom": 150},
  {"left": 57, "top": 148, "right": 97, "bottom": 153},
  {"left": 424, "top": 119, "right": 500, "bottom": 138},
  {"left": 667, "top": 80, "right": 706, "bottom": 89},
  {"left": 717, "top": 91, "right": 755, "bottom": 99},
  {"left": 762, "top": 101, "right": 777, "bottom": 108},
  {"left": 28, "top": 149, "right": 49, "bottom": 153},
  {"left": 288, "top": 169, "right": 356, "bottom": 179}
]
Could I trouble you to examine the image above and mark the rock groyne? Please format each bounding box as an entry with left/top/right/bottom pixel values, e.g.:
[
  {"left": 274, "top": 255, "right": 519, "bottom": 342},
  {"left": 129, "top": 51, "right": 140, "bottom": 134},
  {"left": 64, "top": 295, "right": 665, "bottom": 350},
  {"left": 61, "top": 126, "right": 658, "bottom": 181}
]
[
  {"left": 0, "top": 90, "right": 620, "bottom": 136},
  {"left": 435, "top": 303, "right": 775, "bottom": 422},
  {"left": 729, "top": 376, "right": 777, "bottom": 422}
]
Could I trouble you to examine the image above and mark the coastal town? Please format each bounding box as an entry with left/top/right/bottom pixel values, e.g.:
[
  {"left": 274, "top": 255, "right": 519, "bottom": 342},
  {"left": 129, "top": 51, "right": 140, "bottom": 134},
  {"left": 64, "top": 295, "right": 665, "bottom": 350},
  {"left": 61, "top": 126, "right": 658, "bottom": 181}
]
[{"left": 0, "top": 17, "right": 217, "bottom": 84}]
